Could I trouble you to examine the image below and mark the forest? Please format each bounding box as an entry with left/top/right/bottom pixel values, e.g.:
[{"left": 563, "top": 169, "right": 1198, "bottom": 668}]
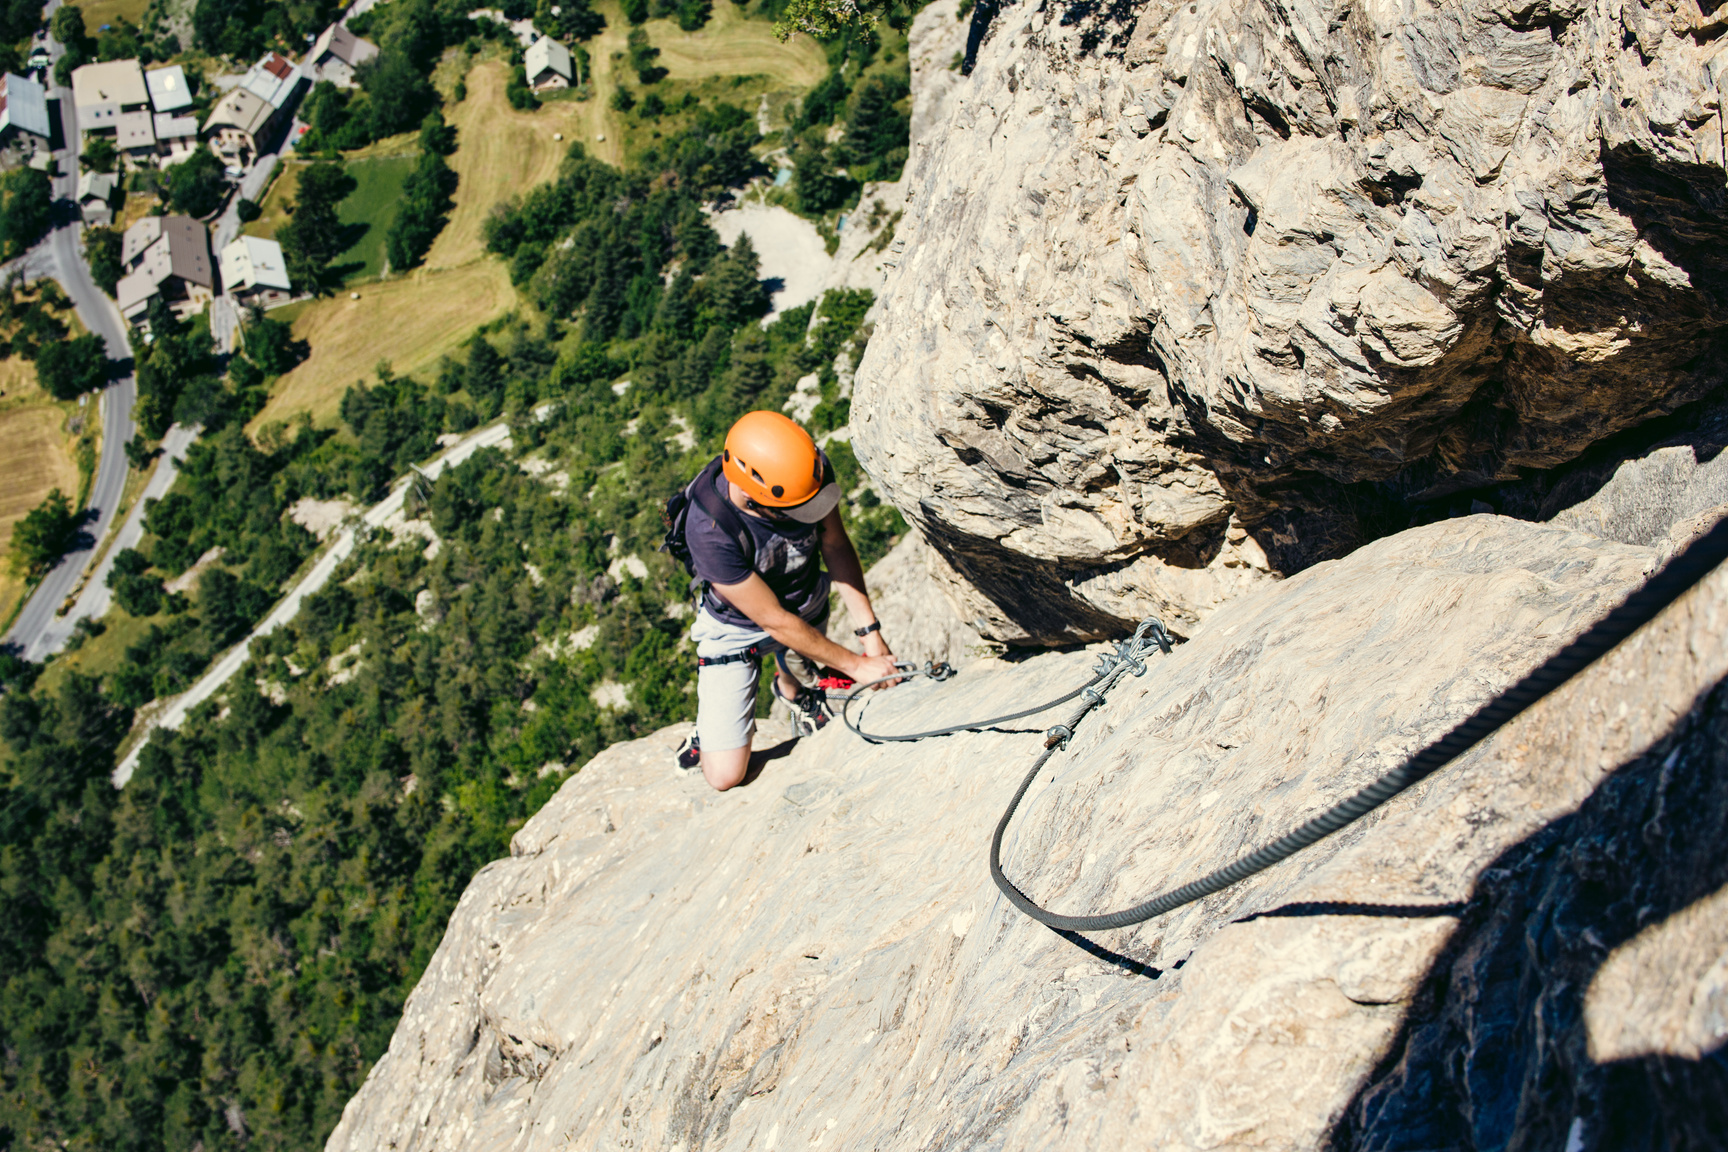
[{"left": 0, "top": 96, "right": 898, "bottom": 1149}]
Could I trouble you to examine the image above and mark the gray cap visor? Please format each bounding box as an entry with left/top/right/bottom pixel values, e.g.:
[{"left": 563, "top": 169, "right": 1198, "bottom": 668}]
[{"left": 780, "top": 481, "right": 842, "bottom": 524}]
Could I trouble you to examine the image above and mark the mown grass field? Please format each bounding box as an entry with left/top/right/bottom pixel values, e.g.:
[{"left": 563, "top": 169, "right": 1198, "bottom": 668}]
[
  {"left": 336, "top": 154, "right": 417, "bottom": 280},
  {"left": 248, "top": 260, "right": 515, "bottom": 431},
  {"left": 242, "top": 160, "right": 296, "bottom": 241},
  {"left": 77, "top": 0, "right": 149, "bottom": 30},
  {"left": 0, "top": 360, "right": 80, "bottom": 629},
  {"left": 644, "top": 0, "right": 826, "bottom": 86},
  {"left": 426, "top": 59, "right": 591, "bottom": 270},
  {"left": 248, "top": 0, "right": 829, "bottom": 436},
  {"left": 246, "top": 152, "right": 416, "bottom": 283}
]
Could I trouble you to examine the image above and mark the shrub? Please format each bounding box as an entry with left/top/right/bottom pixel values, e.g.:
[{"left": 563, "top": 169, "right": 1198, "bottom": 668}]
[
  {"left": 35, "top": 333, "right": 109, "bottom": 400},
  {"left": 11, "top": 489, "right": 77, "bottom": 575},
  {"left": 0, "top": 168, "right": 52, "bottom": 259}
]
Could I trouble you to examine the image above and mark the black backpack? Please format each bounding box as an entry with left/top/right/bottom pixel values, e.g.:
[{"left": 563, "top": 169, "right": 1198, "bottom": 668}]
[{"left": 662, "top": 456, "right": 755, "bottom": 592}]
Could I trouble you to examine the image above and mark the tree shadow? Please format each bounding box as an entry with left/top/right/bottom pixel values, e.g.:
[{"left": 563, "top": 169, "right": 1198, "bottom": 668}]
[
  {"left": 1328, "top": 671, "right": 1728, "bottom": 1152},
  {"left": 326, "top": 260, "right": 366, "bottom": 286}
]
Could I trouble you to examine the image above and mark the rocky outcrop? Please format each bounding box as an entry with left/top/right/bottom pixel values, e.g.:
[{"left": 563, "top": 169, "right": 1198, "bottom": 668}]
[
  {"left": 324, "top": 512, "right": 1727, "bottom": 1151},
  {"left": 854, "top": 0, "right": 1728, "bottom": 643}
]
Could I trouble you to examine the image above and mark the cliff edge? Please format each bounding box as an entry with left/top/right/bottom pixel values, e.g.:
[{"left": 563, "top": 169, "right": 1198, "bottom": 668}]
[{"left": 325, "top": 509, "right": 1727, "bottom": 1151}]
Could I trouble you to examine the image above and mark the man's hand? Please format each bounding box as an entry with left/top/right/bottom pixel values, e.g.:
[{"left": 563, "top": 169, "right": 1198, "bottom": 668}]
[{"left": 848, "top": 652, "right": 902, "bottom": 689}]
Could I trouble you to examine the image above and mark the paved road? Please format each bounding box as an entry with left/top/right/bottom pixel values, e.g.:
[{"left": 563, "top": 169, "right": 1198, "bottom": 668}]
[
  {"left": 114, "top": 422, "right": 514, "bottom": 784},
  {"left": 56, "top": 423, "right": 200, "bottom": 629},
  {"left": 3, "top": 58, "right": 141, "bottom": 661},
  {"left": 210, "top": 113, "right": 305, "bottom": 350}
]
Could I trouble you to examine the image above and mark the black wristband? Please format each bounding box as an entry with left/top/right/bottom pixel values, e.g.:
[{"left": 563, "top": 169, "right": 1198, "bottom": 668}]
[{"left": 854, "top": 621, "right": 882, "bottom": 637}]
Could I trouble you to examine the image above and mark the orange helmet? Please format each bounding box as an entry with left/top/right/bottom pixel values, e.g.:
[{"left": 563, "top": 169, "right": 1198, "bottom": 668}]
[{"left": 722, "top": 411, "right": 839, "bottom": 523}]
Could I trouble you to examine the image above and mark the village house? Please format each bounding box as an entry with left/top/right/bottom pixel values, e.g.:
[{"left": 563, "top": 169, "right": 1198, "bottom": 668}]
[
  {"left": 305, "top": 24, "right": 378, "bottom": 88},
  {"left": 153, "top": 113, "right": 199, "bottom": 161},
  {"left": 72, "top": 59, "right": 150, "bottom": 146},
  {"left": 524, "top": 36, "right": 572, "bottom": 91},
  {"left": 145, "top": 64, "right": 193, "bottom": 114},
  {"left": 204, "top": 51, "right": 304, "bottom": 165},
  {"left": 240, "top": 51, "right": 304, "bottom": 110},
  {"left": 77, "top": 170, "right": 118, "bottom": 224},
  {"left": 0, "top": 71, "right": 51, "bottom": 168},
  {"left": 219, "top": 235, "right": 293, "bottom": 308},
  {"left": 202, "top": 87, "right": 273, "bottom": 166},
  {"left": 116, "top": 214, "right": 214, "bottom": 324},
  {"left": 115, "top": 107, "right": 156, "bottom": 161}
]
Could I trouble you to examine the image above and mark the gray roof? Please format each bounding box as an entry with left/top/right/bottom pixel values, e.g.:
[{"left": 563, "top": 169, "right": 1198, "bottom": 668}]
[
  {"left": 121, "top": 215, "right": 213, "bottom": 288},
  {"left": 72, "top": 59, "right": 149, "bottom": 110},
  {"left": 154, "top": 112, "right": 199, "bottom": 139},
  {"left": 145, "top": 64, "right": 193, "bottom": 113},
  {"left": 310, "top": 24, "right": 379, "bottom": 67},
  {"left": 0, "top": 72, "right": 50, "bottom": 139},
  {"left": 220, "top": 235, "right": 292, "bottom": 293},
  {"left": 239, "top": 52, "right": 303, "bottom": 110},
  {"left": 525, "top": 36, "right": 572, "bottom": 82},
  {"left": 204, "top": 86, "right": 274, "bottom": 137},
  {"left": 78, "top": 170, "right": 117, "bottom": 202},
  {"left": 116, "top": 108, "right": 156, "bottom": 151}
]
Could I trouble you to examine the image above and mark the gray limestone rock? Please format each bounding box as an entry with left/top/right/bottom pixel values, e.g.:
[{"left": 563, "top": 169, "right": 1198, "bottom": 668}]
[
  {"left": 853, "top": 0, "right": 1728, "bottom": 643},
  {"left": 323, "top": 514, "right": 1728, "bottom": 1151}
]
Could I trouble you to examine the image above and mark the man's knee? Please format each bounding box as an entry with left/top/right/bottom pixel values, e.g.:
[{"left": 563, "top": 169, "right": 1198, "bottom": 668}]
[{"left": 701, "top": 743, "right": 751, "bottom": 791}]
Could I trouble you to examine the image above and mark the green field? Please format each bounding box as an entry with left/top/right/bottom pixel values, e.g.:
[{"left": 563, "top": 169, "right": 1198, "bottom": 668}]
[
  {"left": 247, "top": 153, "right": 417, "bottom": 284},
  {"left": 335, "top": 154, "right": 417, "bottom": 282}
]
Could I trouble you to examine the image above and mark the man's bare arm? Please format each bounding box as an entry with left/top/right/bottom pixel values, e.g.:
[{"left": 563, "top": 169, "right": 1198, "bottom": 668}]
[
  {"left": 709, "top": 571, "right": 900, "bottom": 686},
  {"left": 817, "top": 507, "right": 890, "bottom": 658}
]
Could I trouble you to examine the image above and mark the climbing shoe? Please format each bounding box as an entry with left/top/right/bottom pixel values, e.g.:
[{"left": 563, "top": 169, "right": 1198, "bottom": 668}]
[
  {"left": 773, "top": 680, "right": 831, "bottom": 737},
  {"left": 675, "top": 732, "right": 701, "bottom": 771}
]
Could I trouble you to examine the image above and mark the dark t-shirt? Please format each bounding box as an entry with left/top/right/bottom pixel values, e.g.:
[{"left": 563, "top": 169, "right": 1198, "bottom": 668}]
[{"left": 687, "top": 473, "right": 831, "bottom": 629}]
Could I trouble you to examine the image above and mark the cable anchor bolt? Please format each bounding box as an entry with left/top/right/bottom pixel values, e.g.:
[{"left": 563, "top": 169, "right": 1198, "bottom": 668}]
[{"left": 1043, "top": 724, "right": 1073, "bottom": 750}]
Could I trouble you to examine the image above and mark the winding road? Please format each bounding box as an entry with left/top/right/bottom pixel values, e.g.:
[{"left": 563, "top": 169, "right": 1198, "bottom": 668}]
[{"left": 3, "top": 41, "right": 140, "bottom": 661}]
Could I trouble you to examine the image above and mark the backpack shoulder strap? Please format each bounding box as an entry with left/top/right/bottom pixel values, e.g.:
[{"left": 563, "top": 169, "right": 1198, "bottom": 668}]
[{"left": 688, "top": 457, "right": 756, "bottom": 568}]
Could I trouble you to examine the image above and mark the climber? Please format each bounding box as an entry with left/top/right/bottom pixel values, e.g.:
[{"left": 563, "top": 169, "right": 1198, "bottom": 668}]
[{"left": 668, "top": 411, "right": 902, "bottom": 791}]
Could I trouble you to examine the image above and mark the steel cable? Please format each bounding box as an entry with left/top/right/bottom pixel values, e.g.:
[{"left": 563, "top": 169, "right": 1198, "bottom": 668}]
[
  {"left": 989, "top": 515, "right": 1728, "bottom": 932},
  {"left": 835, "top": 632, "right": 1173, "bottom": 744}
]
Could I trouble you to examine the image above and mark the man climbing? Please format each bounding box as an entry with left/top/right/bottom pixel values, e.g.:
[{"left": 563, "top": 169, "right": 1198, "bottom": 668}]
[{"left": 675, "top": 411, "right": 901, "bottom": 791}]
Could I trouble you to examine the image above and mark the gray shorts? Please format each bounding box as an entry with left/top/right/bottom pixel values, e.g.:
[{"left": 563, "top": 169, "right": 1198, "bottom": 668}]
[{"left": 692, "top": 605, "right": 825, "bottom": 751}]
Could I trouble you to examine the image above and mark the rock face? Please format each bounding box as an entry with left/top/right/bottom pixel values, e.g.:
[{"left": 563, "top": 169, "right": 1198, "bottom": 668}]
[
  {"left": 324, "top": 512, "right": 1727, "bottom": 1152},
  {"left": 853, "top": 0, "right": 1728, "bottom": 643}
]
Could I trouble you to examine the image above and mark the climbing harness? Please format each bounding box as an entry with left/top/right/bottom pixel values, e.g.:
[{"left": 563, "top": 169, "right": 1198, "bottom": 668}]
[
  {"left": 695, "top": 645, "right": 761, "bottom": 668},
  {"left": 840, "top": 515, "right": 1728, "bottom": 934}
]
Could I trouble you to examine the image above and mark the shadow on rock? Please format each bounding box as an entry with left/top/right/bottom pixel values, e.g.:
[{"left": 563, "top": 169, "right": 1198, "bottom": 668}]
[{"left": 1329, "top": 672, "right": 1728, "bottom": 1152}]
